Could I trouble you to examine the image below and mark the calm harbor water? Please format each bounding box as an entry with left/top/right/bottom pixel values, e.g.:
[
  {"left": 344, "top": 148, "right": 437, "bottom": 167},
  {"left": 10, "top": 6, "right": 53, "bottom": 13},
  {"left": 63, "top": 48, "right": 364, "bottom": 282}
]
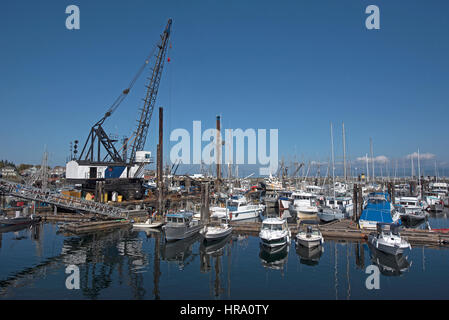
[{"left": 1, "top": 210, "right": 449, "bottom": 300}]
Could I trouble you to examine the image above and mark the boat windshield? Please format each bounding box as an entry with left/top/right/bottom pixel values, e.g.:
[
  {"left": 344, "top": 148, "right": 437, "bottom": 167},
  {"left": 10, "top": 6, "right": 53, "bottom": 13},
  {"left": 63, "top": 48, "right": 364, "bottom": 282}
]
[{"left": 262, "top": 223, "right": 283, "bottom": 231}]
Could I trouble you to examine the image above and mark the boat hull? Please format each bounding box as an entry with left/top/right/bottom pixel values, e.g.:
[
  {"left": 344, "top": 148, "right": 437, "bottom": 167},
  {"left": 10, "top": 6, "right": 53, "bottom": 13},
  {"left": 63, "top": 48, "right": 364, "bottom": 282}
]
[
  {"left": 164, "top": 223, "right": 203, "bottom": 241},
  {"left": 201, "top": 226, "right": 233, "bottom": 241}
]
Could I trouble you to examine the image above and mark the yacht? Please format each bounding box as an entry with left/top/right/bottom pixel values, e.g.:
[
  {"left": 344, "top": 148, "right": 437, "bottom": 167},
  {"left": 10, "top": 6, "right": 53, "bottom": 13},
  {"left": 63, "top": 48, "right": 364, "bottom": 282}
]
[
  {"left": 210, "top": 194, "right": 264, "bottom": 221},
  {"left": 259, "top": 217, "right": 291, "bottom": 248},
  {"left": 368, "top": 223, "right": 411, "bottom": 255},
  {"left": 163, "top": 210, "right": 203, "bottom": 241},
  {"left": 288, "top": 192, "right": 319, "bottom": 215}
]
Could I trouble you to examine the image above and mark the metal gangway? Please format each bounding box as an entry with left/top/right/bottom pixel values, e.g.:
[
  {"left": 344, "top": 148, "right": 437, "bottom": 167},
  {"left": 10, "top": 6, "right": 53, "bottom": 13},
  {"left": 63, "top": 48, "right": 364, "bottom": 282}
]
[{"left": 0, "top": 179, "right": 127, "bottom": 218}]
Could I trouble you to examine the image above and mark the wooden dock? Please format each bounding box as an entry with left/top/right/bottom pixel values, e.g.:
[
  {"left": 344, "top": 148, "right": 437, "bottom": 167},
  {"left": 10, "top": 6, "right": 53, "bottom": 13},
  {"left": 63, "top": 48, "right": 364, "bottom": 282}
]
[
  {"left": 59, "top": 219, "right": 131, "bottom": 234},
  {"left": 230, "top": 219, "right": 449, "bottom": 246}
]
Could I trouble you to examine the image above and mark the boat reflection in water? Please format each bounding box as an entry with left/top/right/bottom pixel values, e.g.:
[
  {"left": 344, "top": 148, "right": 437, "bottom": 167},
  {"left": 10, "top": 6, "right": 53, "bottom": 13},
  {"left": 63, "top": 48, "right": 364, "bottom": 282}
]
[
  {"left": 367, "top": 243, "right": 412, "bottom": 276},
  {"left": 160, "top": 233, "right": 201, "bottom": 270},
  {"left": 295, "top": 243, "right": 324, "bottom": 266},
  {"left": 200, "top": 234, "right": 232, "bottom": 256},
  {"left": 259, "top": 243, "right": 289, "bottom": 271}
]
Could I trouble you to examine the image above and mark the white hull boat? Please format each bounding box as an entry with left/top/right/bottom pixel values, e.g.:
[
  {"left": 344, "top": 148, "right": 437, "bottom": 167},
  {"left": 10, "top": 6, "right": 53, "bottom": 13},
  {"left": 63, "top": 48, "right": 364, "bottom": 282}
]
[
  {"left": 296, "top": 221, "right": 324, "bottom": 248},
  {"left": 200, "top": 223, "right": 233, "bottom": 241},
  {"left": 259, "top": 218, "right": 291, "bottom": 248},
  {"left": 368, "top": 223, "right": 411, "bottom": 255},
  {"left": 133, "top": 219, "right": 164, "bottom": 228}
]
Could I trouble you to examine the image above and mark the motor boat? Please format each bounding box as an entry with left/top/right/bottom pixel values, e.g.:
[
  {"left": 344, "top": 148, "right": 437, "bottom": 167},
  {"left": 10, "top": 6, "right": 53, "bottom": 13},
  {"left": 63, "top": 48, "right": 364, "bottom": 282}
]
[
  {"left": 368, "top": 223, "right": 411, "bottom": 255},
  {"left": 259, "top": 217, "right": 291, "bottom": 248},
  {"left": 163, "top": 210, "right": 203, "bottom": 241},
  {"left": 132, "top": 218, "right": 164, "bottom": 228},
  {"left": 295, "top": 220, "right": 324, "bottom": 248},
  {"left": 200, "top": 219, "right": 233, "bottom": 242}
]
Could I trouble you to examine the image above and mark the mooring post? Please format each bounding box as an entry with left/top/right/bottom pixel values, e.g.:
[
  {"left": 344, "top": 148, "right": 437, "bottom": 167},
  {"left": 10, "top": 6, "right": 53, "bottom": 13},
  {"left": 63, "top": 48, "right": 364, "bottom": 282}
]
[{"left": 353, "top": 184, "right": 358, "bottom": 222}]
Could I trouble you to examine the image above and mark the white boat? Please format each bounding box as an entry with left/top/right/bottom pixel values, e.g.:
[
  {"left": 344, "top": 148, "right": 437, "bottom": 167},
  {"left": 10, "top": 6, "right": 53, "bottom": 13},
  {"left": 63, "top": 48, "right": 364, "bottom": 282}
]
[
  {"left": 133, "top": 218, "right": 165, "bottom": 228},
  {"left": 288, "top": 192, "right": 319, "bottom": 215},
  {"left": 324, "top": 196, "right": 353, "bottom": 216},
  {"left": 368, "top": 223, "right": 411, "bottom": 255},
  {"left": 317, "top": 206, "right": 344, "bottom": 222},
  {"left": 396, "top": 196, "right": 428, "bottom": 222},
  {"left": 295, "top": 221, "right": 324, "bottom": 248},
  {"left": 259, "top": 217, "right": 291, "bottom": 248},
  {"left": 200, "top": 220, "right": 233, "bottom": 242},
  {"left": 211, "top": 195, "right": 264, "bottom": 221},
  {"left": 424, "top": 194, "right": 444, "bottom": 212}
]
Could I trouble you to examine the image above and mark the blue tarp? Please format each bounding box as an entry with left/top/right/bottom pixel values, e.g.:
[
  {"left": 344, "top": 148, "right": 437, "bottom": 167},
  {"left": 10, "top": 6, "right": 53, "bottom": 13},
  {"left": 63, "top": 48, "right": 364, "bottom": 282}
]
[{"left": 360, "top": 197, "right": 393, "bottom": 223}]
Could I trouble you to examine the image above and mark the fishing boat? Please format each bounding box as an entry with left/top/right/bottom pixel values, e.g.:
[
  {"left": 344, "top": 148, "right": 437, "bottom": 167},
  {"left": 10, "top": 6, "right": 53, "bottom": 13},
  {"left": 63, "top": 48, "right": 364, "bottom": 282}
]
[
  {"left": 163, "top": 210, "right": 203, "bottom": 241},
  {"left": 295, "top": 220, "right": 324, "bottom": 248},
  {"left": 317, "top": 206, "right": 344, "bottom": 222},
  {"left": 324, "top": 196, "right": 354, "bottom": 216},
  {"left": 288, "top": 192, "right": 319, "bottom": 215},
  {"left": 396, "top": 196, "right": 427, "bottom": 223},
  {"left": 259, "top": 217, "right": 291, "bottom": 248},
  {"left": 368, "top": 223, "right": 411, "bottom": 255},
  {"left": 424, "top": 194, "right": 444, "bottom": 212},
  {"left": 200, "top": 219, "right": 233, "bottom": 242}
]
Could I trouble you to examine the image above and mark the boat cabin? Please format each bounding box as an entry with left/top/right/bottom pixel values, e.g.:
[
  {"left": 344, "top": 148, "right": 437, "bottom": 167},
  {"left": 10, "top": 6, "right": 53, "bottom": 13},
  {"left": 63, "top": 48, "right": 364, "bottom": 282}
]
[
  {"left": 165, "top": 211, "right": 194, "bottom": 225},
  {"left": 261, "top": 218, "right": 288, "bottom": 231}
]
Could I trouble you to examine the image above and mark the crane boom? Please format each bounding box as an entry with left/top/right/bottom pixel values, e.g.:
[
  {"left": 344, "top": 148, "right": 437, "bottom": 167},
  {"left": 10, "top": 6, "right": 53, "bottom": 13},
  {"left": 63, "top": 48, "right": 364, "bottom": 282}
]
[{"left": 129, "top": 19, "right": 172, "bottom": 163}]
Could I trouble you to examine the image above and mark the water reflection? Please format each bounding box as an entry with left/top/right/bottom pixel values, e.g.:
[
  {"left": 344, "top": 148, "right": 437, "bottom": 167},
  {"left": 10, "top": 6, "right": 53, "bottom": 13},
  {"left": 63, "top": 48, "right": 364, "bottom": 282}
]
[
  {"left": 199, "top": 234, "right": 232, "bottom": 298},
  {"left": 160, "top": 233, "right": 200, "bottom": 270},
  {"left": 295, "top": 243, "right": 323, "bottom": 266},
  {"left": 367, "top": 243, "right": 411, "bottom": 276},
  {"left": 259, "top": 243, "right": 289, "bottom": 272}
]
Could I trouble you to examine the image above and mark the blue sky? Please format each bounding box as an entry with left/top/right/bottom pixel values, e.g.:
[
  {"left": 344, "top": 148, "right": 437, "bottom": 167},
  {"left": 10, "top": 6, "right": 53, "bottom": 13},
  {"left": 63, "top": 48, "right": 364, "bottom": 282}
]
[{"left": 0, "top": 0, "right": 448, "bottom": 176}]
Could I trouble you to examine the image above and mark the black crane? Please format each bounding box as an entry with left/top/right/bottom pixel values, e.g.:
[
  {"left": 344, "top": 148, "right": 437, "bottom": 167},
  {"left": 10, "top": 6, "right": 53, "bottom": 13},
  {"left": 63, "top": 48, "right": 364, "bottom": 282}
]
[
  {"left": 69, "top": 19, "right": 172, "bottom": 200},
  {"left": 77, "top": 19, "right": 172, "bottom": 166}
]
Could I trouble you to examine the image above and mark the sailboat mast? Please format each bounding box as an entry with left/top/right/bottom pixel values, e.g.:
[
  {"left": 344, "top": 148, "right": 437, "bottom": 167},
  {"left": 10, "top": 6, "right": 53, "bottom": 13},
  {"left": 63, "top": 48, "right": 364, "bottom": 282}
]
[
  {"left": 417, "top": 149, "right": 422, "bottom": 198},
  {"left": 330, "top": 122, "right": 336, "bottom": 207},
  {"left": 343, "top": 122, "right": 347, "bottom": 183}
]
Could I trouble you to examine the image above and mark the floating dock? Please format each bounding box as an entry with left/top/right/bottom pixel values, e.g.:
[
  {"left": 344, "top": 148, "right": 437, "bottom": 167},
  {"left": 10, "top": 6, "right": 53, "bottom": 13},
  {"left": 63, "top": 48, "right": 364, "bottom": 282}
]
[
  {"left": 230, "top": 219, "right": 449, "bottom": 246},
  {"left": 59, "top": 219, "right": 131, "bottom": 234}
]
